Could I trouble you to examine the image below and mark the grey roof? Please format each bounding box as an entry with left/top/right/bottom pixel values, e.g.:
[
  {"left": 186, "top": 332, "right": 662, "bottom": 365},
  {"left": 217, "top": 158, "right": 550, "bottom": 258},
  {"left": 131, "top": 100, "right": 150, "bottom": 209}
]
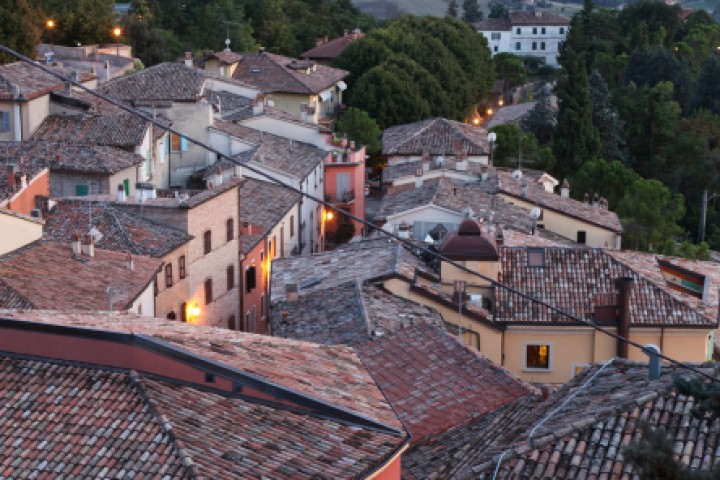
[
  {"left": 271, "top": 282, "right": 443, "bottom": 345},
  {"left": 31, "top": 113, "right": 149, "bottom": 148},
  {"left": 376, "top": 177, "right": 535, "bottom": 233},
  {"left": 43, "top": 199, "right": 192, "bottom": 258},
  {"left": 382, "top": 118, "right": 489, "bottom": 156},
  {"left": 270, "top": 238, "right": 427, "bottom": 302},
  {"left": 0, "top": 62, "right": 95, "bottom": 101},
  {"left": 97, "top": 62, "right": 207, "bottom": 103},
  {"left": 211, "top": 121, "right": 325, "bottom": 179},
  {"left": 485, "top": 102, "right": 536, "bottom": 129},
  {"left": 207, "top": 89, "right": 253, "bottom": 113}
]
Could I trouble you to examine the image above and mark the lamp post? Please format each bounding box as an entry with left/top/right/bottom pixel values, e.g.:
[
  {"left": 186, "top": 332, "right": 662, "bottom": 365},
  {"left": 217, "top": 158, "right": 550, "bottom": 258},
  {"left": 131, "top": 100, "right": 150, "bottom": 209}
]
[
  {"left": 112, "top": 27, "right": 122, "bottom": 57},
  {"left": 46, "top": 19, "right": 55, "bottom": 61}
]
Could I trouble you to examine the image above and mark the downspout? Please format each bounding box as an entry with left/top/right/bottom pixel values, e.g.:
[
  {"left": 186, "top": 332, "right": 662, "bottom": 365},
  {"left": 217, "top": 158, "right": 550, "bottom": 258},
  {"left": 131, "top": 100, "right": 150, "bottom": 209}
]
[
  {"left": 660, "top": 327, "right": 665, "bottom": 352},
  {"left": 615, "top": 277, "right": 635, "bottom": 359},
  {"left": 13, "top": 103, "right": 21, "bottom": 141}
]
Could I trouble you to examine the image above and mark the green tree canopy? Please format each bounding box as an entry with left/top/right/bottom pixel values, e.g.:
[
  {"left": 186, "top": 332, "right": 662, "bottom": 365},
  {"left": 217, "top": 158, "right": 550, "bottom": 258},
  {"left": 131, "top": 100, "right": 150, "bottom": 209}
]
[
  {"left": 690, "top": 55, "right": 720, "bottom": 115},
  {"left": 494, "top": 53, "right": 527, "bottom": 89},
  {"left": 41, "top": 0, "right": 116, "bottom": 46},
  {"left": 462, "top": 0, "right": 482, "bottom": 23},
  {"left": 588, "top": 70, "right": 627, "bottom": 162},
  {"left": 570, "top": 159, "right": 640, "bottom": 210},
  {"left": 0, "top": 0, "right": 42, "bottom": 63},
  {"left": 489, "top": 124, "right": 554, "bottom": 170},
  {"left": 335, "top": 107, "right": 382, "bottom": 154},
  {"left": 488, "top": 3, "right": 509, "bottom": 19},
  {"left": 520, "top": 84, "right": 554, "bottom": 145}
]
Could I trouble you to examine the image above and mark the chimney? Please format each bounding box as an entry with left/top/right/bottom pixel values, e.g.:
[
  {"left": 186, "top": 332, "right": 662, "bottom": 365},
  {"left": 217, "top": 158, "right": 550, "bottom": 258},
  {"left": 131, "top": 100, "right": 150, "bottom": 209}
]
[
  {"left": 285, "top": 283, "right": 299, "bottom": 301},
  {"left": 341, "top": 134, "right": 348, "bottom": 149},
  {"left": 64, "top": 81, "right": 72, "bottom": 95},
  {"left": 5, "top": 163, "right": 18, "bottom": 187},
  {"left": 252, "top": 95, "right": 264, "bottom": 115},
  {"left": 560, "top": 178, "right": 570, "bottom": 198},
  {"left": 349, "top": 140, "right": 356, "bottom": 150},
  {"left": 520, "top": 184, "right": 528, "bottom": 197},
  {"left": 117, "top": 184, "right": 126, "bottom": 202},
  {"left": 184, "top": 52, "right": 193, "bottom": 68},
  {"left": 316, "top": 37, "right": 325, "bottom": 47},
  {"left": 592, "top": 193, "right": 599, "bottom": 207},
  {"left": 352, "top": 28, "right": 361, "bottom": 40},
  {"left": 71, "top": 233, "right": 82, "bottom": 256},
  {"left": 642, "top": 344, "right": 661, "bottom": 380},
  {"left": 104, "top": 60, "right": 111, "bottom": 82},
  {"left": 615, "top": 277, "right": 634, "bottom": 359},
  {"left": 583, "top": 192, "right": 590, "bottom": 204},
  {"left": 126, "top": 253, "right": 134, "bottom": 271},
  {"left": 495, "top": 227, "right": 505, "bottom": 246},
  {"left": 81, "top": 234, "right": 95, "bottom": 257}
]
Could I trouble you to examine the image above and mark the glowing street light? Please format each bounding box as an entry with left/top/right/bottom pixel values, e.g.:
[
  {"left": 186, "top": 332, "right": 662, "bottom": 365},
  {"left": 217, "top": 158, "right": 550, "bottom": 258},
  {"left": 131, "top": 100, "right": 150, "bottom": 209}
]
[
  {"left": 112, "top": 27, "right": 122, "bottom": 56},
  {"left": 46, "top": 19, "right": 55, "bottom": 61},
  {"left": 325, "top": 210, "right": 334, "bottom": 221}
]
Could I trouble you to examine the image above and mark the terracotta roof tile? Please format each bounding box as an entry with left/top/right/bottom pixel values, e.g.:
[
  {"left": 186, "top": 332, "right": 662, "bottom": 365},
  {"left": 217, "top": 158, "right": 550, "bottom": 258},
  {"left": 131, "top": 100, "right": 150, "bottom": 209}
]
[
  {"left": 239, "top": 177, "right": 301, "bottom": 239},
  {"left": 301, "top": 30, "right": 366, "bottom": 60},
  {"left": 357, "top": 324, "right": 533, "bottom": 444},
  {"left": 232, "top": 51, "right": 348, "bottom": 94},
  {"left": 382, "top": 118, "right": 489, "bottom": 156},
  {"left": 0, "top": 62, "right": 94, "bottom": 101},
  {"left": 97, "top": 62, "right": 207, "bottom": 103},
  {"left": 31, "top": 113, "right": 150, "bottom": 148},
  {"left": 0, "top": 242, "right": 161, "bottom": 311},
  {"left": 508, "top": 10, "right": 571, "bottom": 26},
  {"left": 43, "top": 199, "right": 192, "bottom": 257}
]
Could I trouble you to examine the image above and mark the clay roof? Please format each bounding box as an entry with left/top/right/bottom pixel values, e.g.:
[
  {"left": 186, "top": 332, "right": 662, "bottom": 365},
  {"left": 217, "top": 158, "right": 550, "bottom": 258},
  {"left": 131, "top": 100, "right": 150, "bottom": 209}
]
[
  {"left": 357, "top": 324, "right": 532, "bottom": 444},
  {"left": 211, "top": 121, "right": 325, "bottom": 179},
  {"left": 509, "top": 10, "right": 571, "bottom": 26},
  {"left": 98, "top": 62, "right": 207, "bottom": 103},
  {"left": 458, "top": 359, "right": 720, "bottom": 479},
  {"left": 31, "top": 113, "right": 149, "bottom": 148},
  {"left": 239, "top": 177, "right": 301, "bottom": 234},
  {"left": 0, "top": 241, "right": 161, "bottom": 311},
  {"left": 300, "top": 30, "right": 366, "bottom": 60},
  {"left": 383, "top": 118, "right": 489, "bottom": 156},
  {"left": 232, "top": 51, "right": 348, "bottom": 94},
  {"left": 440, "top": 219, "right": 500, "bottom": 261},
  {"left": 0, "top": 309, "right": 404, "bottom": 433},
  {"left": 474, "top": 17, "right": 512, "bottom": 31},
  {"left": 375, "top": 177, "right": 535, "bottom": 234},
  {"left": 205, "top": 50, "right": 244, "bottom": 64},
  {"left": 0, "top": 311, "right": 407, "bottom": 477},
  {"left": 43, "top": 199, "right": 192, "bottom": 258},
  {"left": 0, "top": 141, "right": 144, "bottom": 181},
  {"left": 272, "top": 282, "right": 444, "bottom": 345},
  {"left": 497, "top": 247, "right": 717, "bottom": 327},
  {"left": 0, "top": 62, "right": 95, "bottom": 101},
  {"left": 485, "top": 101, "right": 536, "bottom": 129},
  {"left": 271, "top": 238, "right": 428, "bottom": 302}
]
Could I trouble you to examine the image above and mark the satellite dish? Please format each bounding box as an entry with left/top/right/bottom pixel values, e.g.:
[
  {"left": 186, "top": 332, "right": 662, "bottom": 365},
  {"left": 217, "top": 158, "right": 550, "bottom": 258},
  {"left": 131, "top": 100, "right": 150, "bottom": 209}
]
[
  {"left": 530, "top": 207, "right": 541, "bottom": 220},
  {"left": 435, "top": 155, "right": 445, "bottom": 166},
  {"left": 512, "top": 169, "right": 523, "bottom": 180}
]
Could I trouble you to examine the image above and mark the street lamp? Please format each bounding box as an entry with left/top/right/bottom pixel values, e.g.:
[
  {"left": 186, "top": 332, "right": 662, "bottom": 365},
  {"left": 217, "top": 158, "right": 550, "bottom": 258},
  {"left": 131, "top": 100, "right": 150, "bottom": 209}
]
[
  {"left": 46, "top": 19, "right": 55, "bottom": 61},
  {"left": 112, "top": 27, "right": 122, "bottom": 57}
]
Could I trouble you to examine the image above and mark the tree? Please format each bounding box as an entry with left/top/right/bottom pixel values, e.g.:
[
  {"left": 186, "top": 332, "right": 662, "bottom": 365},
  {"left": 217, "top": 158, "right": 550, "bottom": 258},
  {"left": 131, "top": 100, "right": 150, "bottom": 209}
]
[
  {"left": 617, "top": 178, "right": 685, "bottom": 251},
  {"left": 690, "top": 55, "right": 720, "bottom": 115},
  {"left": 447, "top": 0, "right": 458, "bottom": 17},
  {"left": 0, "top": 0, "right": 42, "bottom": 63},
  {"left": 488, "top": 3, "right": 509, "bottom": 19},
  {"left": 41, "top": 0, "right": 116, "bottom": 46},
  {"left": 570, "top": 160, "right": 640, "bottom": 210},
  {"left": 335, "top": 108, "right": 382, "bottom": 154},
  {"left": 520, "top": 83, "right": 555, "bottom": 145},
  {"left": 588, "top": 70, "right": 627, "bottom": 162},
  {"left": 553, "top": 45, "right": 601, "bottom": 179},
  {"left": 462, "top": 0, "right": 481, "bottom": 23},
  {"left": 494, "top": 53, "right": 526, "bottom": 89},
  {"left": 617, "top": 0, "right": 681, "bottom": 50},
  {"left": 489, "top": 124, "right": 553, "bottom": 169}
]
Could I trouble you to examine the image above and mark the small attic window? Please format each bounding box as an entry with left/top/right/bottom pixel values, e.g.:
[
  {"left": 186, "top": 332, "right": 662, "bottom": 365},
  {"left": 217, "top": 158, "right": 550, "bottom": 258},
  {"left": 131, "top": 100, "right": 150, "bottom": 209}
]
[
  {"left": 251, "top": 67, "right": 261, "bottom": 73},
  {"left": 527, "top": 248, "right": 545, "bottom": 267}
]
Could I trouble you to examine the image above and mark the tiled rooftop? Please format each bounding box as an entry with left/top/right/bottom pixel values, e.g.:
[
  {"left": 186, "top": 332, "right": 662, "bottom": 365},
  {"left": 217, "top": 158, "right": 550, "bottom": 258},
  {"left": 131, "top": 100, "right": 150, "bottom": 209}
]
[
  {"left": 211, "top": 120, "right": 325, "bottom": 179},
  {"left": 473, "top": 17, "right": 513, "bottom": 31},
  {"left": 270, "top": 238, "right": 427, "bottom": 302},
  {"left": 462, "top": 359, "right": 720, "bottom": 479},
  {"left": 97, "top": 62, "right": 206, "bottom": 103},
  {"left": 30, "top": 113, "right": 150, "bottom": 148},
  {"left": 272, "top": 282, "right": 444, "bottom": 345},
  {"left": 0, "top": 62, "right": 94, "bottom": 100},
  {"left": 509, "top": 10, "right": 571, "bottom": 26},
  {"left": 300, "top": 30, "right": 366, "bottom": 60},
  {"left": 497, "top": 247, "right": 716, "bottom": 327},
  {"left": 239, "top": 177, "right": 301, "bottom": 237},
  {"left": 357, "top": 324, "right": 533, "bottom": 444},
  {"left": 485, "top": 101, "right": 536, "bottom": 129},
  {"left": 232, "top": 51, "right": 348, "bottom": 94},
  {"left": 43, "top": 199, "right": 192, "bottom": 257},
  {"left": 382, "top": 118, "right": 489, "bottom": 156},
  {"left": 0, "top": 309, "right": 403, "bottom": 431},
  {"left": 0, "top": 242, "right": 161, "bottom": 311}
]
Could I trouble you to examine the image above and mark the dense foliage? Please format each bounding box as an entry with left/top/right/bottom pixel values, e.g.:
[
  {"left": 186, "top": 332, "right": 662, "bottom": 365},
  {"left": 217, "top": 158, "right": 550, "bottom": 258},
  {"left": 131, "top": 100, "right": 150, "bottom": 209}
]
[{"left": 334, "top": 16, "right": 494, "bottom": 128}]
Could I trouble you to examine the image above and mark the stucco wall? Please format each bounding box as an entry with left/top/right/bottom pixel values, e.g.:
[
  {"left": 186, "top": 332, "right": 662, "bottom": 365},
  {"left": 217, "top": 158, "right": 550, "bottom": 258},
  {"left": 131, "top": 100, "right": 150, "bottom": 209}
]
[
  {"left": 2, "top": 170, "right": 50, "bottom": 216},
  {"left": 0, "top": 213, "right": 43, "bottom": 255},
  {"left": 129, "top": 281, "right": 156, "bottom": 317},
  {"left": 155, "top": 245, "right": 191, "bottom": 321},
  {"left": 241, "top": 116, "right": 329, "bottom": 149},
  {"left": 240, "top": 238, "right": 269, "bottom": 334}
]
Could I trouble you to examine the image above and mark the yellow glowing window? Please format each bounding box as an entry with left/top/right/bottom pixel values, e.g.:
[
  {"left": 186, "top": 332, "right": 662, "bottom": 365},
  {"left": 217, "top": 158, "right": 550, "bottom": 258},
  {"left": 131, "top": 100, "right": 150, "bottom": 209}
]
[{"left": 526, "top": 344, "right": 550, "bottom": 369}]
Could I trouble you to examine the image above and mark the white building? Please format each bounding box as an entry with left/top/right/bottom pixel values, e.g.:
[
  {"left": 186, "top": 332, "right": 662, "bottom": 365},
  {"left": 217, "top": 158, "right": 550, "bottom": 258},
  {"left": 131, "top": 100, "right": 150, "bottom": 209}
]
[{"left": 475, "top": 11, "right": 570, "bottom": 68}]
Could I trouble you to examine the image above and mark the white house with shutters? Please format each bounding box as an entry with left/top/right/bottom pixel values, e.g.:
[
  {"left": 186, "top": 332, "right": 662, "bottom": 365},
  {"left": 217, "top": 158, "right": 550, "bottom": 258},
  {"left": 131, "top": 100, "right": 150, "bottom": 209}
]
[{"left": 475, "top": 11, "right": 570, "bottom": 68}]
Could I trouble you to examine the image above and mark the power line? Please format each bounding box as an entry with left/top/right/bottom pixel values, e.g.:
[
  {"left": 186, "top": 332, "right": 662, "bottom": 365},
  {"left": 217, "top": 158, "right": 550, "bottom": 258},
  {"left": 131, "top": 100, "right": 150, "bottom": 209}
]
[{"left": 2, "top": 43, "right": 718, "bottom": 384}]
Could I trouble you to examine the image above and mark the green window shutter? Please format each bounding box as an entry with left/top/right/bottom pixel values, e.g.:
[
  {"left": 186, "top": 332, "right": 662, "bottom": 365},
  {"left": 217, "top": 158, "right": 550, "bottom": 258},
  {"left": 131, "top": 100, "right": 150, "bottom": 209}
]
[
  {"left": 123, "top": 178, "right": 130, "bottom": 196},
  {"left": 75, "top": 184, "right": 89, "bottom": 196}
]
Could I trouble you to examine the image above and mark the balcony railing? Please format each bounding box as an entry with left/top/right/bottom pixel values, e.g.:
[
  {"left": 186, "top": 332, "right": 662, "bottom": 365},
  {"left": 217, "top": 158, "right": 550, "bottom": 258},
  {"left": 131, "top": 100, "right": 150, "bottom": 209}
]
[{"left": 325, "top": 190, "right": 355, "bottom": 204}]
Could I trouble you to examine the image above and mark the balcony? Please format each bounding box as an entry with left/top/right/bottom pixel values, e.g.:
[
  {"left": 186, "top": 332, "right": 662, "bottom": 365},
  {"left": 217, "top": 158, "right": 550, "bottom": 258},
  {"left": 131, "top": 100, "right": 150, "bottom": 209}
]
[{"left": 325, "top": 190, "right": 355, "bottom": 204}]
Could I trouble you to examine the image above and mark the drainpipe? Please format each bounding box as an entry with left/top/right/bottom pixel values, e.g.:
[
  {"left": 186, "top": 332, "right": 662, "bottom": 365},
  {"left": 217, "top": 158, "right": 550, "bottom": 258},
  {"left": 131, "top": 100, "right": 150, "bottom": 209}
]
[
  {"left": 12, "top": 103, "right": 21, "bottom": 141},
  {"left": 615, "top": 277, "right": 634, "bottom": 359}
]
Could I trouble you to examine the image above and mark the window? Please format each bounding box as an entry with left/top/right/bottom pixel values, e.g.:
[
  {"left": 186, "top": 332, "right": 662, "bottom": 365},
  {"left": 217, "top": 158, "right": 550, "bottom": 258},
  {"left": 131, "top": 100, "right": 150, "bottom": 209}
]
[
  {"left": 75, "top": 184, "right": 89, "bottom": 196},
  {"left": 226, "top": 218, "right": 234, "bottom": 242},
  {"left": 260, "top": 294, "right": 265, "bottom": 318},
  {"left": 0, "top": 111, "right": 10, "bottom": 132},
  {"left": 516, "top": 27, "right": 521, "bottom": 34},
  {"left": 532, "top": 27, "right": 537, "bottom": 34},
  {"left": 228, "top": 315, "right": 236, "bottom": 330},
  {"left": 165, "top": 263, "right": 173, "bottom": 288},
  {"left": 179, "top": 255, "right": 186, "bottom": 279},
  {"left": 560, "top": 27, "right": 565, "bottom": 34},
  {"left": 577, "top": 231, "right": 587, "bottom": 244},
  {"left": 524, "top": 343, "right": 552, "bottom": 371},
  {"left": 527, "top": 248, "right": 545, "bottom": 267},
  {"left": 494, "top": 46, "right": 499, "bottom": 52},
  {"left": 260, "top": 251, "right": 264, "bottom": 262},
  {"left": 204, "top": 230, "right": 211, "bottom": 254},
  {"left": 541, "top": 42, "right": 546, "bottom": 50},
  {"left": 515, "top": 42, "right": 521, "bottom": 51},
  {"left": 227, "top": 265, "right": 235, "bottom": 291},
  {"left": 245, "top": 266, "right": 257, "bottom": 292},
  {"left": 167, "top": 311, "right": 177, "bottom": 321},
  {"left": 532, "top": 42, "right": 537, "bottom": 51},
  {"left": 204, "top": 278, "right": 213, "bottom": 305},
  {"left": 491, "top": 32, "right": 501, "bottom": 40},
  {"left": 180, "top": 302, "right": 187, "bottom": 322},
  {"left": 290, "top": 216, "right": 294, "bottom": 237},
  {"left": 541, "top": 27, "right": 546, "bottom": 34},
  {"left": 170, "top": 133, "right": 187, "bottom": 152}
]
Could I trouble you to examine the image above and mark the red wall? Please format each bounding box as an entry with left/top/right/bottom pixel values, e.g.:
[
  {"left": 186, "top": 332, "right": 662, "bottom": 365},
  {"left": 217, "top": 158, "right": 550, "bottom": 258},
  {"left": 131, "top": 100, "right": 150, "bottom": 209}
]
[
  {"left": 324, "top": 147, "right": 365, "bottom": 237},
  {"left": 239, "top": 227, "right": 268, "bottom": 334},
  {"left": 5, "top": 171, "right": 50, "bottom": 216}
]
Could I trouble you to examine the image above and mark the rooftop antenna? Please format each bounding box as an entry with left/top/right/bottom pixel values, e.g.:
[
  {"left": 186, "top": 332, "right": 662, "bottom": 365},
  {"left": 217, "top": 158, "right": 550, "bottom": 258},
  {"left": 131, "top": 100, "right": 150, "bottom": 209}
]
[{"left": 222, "top": 21, "right": 234, "bottom": 51}]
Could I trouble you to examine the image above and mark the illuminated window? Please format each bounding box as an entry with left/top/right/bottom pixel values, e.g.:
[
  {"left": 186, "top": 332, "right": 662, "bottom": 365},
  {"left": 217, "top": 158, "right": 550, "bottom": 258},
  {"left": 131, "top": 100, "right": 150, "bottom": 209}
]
[{"left": 524, "top": 343, "right": 552, "bottom": 370}]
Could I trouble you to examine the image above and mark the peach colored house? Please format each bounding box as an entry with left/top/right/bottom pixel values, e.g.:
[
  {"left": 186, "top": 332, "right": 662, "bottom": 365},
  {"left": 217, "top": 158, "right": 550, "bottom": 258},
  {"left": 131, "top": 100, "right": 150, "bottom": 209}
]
[{"left": 324, "top": 143, "right": 366, "bottom": 240}]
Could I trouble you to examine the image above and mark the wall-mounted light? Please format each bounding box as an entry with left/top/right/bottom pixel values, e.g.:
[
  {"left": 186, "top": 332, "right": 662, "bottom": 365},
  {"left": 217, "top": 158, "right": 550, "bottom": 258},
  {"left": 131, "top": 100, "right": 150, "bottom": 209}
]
[
  {"left": 325, "top": 211, "right": 334, "bottom": 221},
  {"left": 187, "top": 304, "right": 201, "bottom": 321}
]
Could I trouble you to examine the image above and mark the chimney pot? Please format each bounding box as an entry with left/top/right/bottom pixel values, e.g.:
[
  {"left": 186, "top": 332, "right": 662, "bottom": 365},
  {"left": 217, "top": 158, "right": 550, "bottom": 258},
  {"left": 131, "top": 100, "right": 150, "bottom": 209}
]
[
  {"left": 614, "top": 277, "right": 634, "bottom": 359},
  {"left": 80, "top": 234, "right": 95, "bottom": 257}
]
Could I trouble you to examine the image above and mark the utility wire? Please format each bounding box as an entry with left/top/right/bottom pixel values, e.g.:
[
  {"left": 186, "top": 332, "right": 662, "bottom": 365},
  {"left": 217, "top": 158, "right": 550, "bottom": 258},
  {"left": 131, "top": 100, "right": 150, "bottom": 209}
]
[{"left": 3, "top": 43, "right": 718, "bottom": 384}]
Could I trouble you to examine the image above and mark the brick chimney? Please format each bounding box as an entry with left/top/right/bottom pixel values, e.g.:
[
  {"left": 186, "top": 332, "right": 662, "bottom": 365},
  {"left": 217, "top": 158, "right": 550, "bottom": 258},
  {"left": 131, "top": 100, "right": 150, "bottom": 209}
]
[
  {"left": 184, "top": 52, "right": 193, "bottom": 68},
  {"left": 71, "top": 233, "right": 82, "bottom": 256},
  {"left": 615, "top": 277, "right": 634, "bottom": 359},
  {"left": 560, "top": 178, "right": 570, "bottom": 198},
  {"left": 81, "top": 234, "right": 95, "bottom": 257}
]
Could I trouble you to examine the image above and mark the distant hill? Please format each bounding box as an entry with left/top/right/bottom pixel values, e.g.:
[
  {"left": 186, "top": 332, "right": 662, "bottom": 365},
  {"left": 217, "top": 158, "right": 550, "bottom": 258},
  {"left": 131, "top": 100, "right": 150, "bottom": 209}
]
[{"left": 353, "top": 0, "right": 448, "bottom": 19}]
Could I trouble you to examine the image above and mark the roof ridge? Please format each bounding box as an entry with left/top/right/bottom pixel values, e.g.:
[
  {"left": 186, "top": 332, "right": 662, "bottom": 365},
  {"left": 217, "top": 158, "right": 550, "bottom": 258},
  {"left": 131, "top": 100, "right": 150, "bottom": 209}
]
[
  {"left": 127, "top": 371, "right": 201, "bottom": 478},
  {"left": 261, "top": 53, "right": 314, "bottom": 95}
]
